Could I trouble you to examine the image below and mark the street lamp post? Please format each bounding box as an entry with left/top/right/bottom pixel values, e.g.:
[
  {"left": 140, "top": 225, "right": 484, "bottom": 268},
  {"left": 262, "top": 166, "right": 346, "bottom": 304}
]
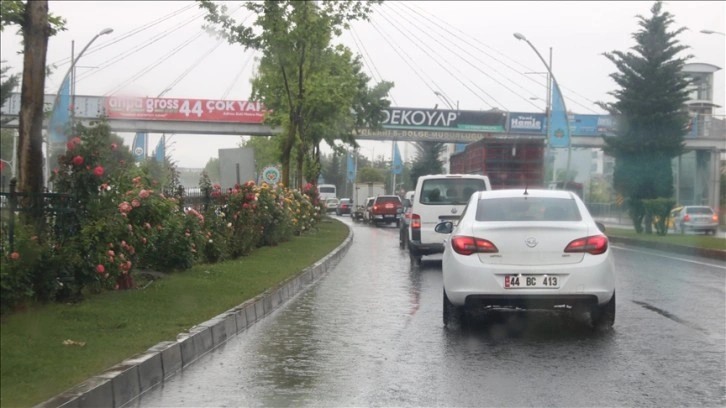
[
  {"left": 433, "top": 91, "right": 458, "bottom": 111},
  {"left": 51, "top": 28, "right": 114, "bottom": 134},
  {"left": 514, "top": 32, "right": 570, "bottom": 188},
  {"left": 46, "top": 28, "right": 113, "bottom": 189}
]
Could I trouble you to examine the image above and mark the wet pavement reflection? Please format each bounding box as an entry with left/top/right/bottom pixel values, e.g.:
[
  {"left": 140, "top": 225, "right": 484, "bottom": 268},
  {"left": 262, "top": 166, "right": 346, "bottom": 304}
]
[{"left": 136, "top": 216, "right": 726, "bottom": 407}]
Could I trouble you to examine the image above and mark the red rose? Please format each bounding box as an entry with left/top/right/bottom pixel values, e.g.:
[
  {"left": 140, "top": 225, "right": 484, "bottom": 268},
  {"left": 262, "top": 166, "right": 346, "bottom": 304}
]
[
  {"left": 72, "top": 156, "right": 84, "bottom": 166},
  {"left": 93, "top": 166, "right": 104, "bottom": 177},
  {"left": 96, "top": 264, "right": 105, "bottom": 274}
]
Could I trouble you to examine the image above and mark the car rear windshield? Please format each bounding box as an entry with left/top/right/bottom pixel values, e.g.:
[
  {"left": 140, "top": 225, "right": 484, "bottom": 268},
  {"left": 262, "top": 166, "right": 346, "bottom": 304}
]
[
  {"left": 685, "top": 207, "right": 713, "bottom": 215},
  {"left": 475, "top": 197, "right": 582, "bottom": 222},
  {"left": 420, "top": 179, "right": 488, "bottom": 205},
  {"left": 376, "top": 196, "right": 401, "bottom": 204}
]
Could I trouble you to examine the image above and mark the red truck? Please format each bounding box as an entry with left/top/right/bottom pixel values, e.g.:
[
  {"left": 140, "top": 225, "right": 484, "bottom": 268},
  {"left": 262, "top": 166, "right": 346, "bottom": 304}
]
[
  {"left": 449, "top": 139, "right": 545, "bottom": 189},
  {"left": 369, "top": 195, "right": 403, "bottom": 227}
]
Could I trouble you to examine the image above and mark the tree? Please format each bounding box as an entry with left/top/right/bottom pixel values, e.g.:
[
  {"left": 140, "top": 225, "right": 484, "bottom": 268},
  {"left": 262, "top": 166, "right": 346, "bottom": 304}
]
[
  {"left": 409, "top": 141, "right": 445, "bottom": 188},
  {"left": 599, "top": 1, "right": 691, "bottom": 232},
  {"left": 241, "top": 135, "right": 281, "bottom": 174},
  {"left": 199, "top": 0, "right": 390, "bottom": 188},
  {"left": 1, "top": 0, "right": 65, "bottom": 196},
  {"left": 202, "top": 157, "right": 220, "bottom": 183},
  {"left": 358, "top": 166, "right": 384, "bottom": 183}
]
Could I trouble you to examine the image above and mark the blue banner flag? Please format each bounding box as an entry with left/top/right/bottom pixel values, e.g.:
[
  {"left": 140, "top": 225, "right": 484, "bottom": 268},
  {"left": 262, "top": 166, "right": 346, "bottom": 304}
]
[
  {"left": 132, "top": 132, "right": 147, "bottom": 162},
  {"left": 346, "top": 151, "right": 356, "bottom": 182},
  {"left": 49, "top": 75, "right": 71, "bottom": 144},
  {"left": 154, "top": 135, "right": 165, "bottom": 163},
  {"left": 548, "top": 82, "right": 570, "bottom": 148},
  {"left": 392, "top": 142, "right": 403, "bottom": 175}
]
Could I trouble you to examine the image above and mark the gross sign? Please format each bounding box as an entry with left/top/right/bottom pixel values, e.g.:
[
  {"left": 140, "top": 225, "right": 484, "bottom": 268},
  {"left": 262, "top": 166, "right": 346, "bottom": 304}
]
[
  {"left": 104, "top": 96, "right": 265, "bottom": 123},
  {"left": 260, "top": 166, "right": 281, "bottom": 186}
]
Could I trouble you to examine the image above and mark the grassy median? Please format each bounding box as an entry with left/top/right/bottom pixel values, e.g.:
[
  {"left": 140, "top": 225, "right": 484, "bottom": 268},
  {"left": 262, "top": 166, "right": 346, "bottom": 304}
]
[
  {"left": 607, "top": 227, "right": 726, "bottom": 250},
  {"left": 0, "top": 218, "right": 348, "bottom": 408}
]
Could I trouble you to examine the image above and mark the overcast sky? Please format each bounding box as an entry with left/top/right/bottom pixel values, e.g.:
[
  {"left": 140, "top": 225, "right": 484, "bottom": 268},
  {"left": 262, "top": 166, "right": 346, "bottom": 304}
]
[{"left": 1, "top": 1, "right": 724, "bottom": 168}]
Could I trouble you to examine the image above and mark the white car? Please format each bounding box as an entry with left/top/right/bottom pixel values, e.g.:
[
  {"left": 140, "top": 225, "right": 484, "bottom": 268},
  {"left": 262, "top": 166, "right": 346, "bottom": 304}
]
[
  {"left": 324, "top": 198, "right": 340, "bottom": 213},
  {"left": 435, "top": 188, "right": 616, "bottom": 330},
  {"left": 407, "top": 174, "right": 492, "bottom": 265}
]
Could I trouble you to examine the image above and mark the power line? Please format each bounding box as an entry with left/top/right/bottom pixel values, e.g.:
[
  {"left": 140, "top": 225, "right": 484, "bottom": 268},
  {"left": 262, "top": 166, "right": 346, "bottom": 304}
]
[
  {"left": 398, "top": 2, "right": 599, "bottom": 113},
  {"left": 347, "top": 25, "right": 397, "bottom": 106},
  {"left": 386, "top": 2, "right": 541, "bottom": 111},
  {"left": 51, "top": 3, "right": 198, "bottom": 67},
  {"left": 373, "top": 9, "right": 501, "bottom": 109},
  {"left": 75, "top": 9, "right": 211, "bottom": 84},
  {"left": 221, "top": 49, "right": 255, "bottom": 99},
  {"left": 163, "top": 40, "right": 227, "bottom": 94},
  {"left": 104, "top": 33, "right": 205, "bottom": 96},
  {"left": 366, "top": 18, "right": 443, "bottom": 106}
]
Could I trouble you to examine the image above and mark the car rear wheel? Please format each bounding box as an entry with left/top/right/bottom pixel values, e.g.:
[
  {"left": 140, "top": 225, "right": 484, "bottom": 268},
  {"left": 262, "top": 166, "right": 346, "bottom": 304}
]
[
  {"left": 591, "top": 291, "right": 615, "bottom": 330},
  {"left": 443, "top": 290, "right": 466, "bottom": 329}
]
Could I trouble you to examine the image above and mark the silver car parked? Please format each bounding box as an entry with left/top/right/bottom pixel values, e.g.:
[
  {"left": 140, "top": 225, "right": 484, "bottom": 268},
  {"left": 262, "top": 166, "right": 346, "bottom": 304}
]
[{"left": 673, "top": 206, "right": 719, "bottom": 235}]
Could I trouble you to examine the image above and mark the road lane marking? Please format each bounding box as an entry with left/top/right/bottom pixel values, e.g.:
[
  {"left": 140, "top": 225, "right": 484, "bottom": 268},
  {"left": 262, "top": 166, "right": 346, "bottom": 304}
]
[{"left": 611, "top": 245, "right": 726, "bottom": 270}]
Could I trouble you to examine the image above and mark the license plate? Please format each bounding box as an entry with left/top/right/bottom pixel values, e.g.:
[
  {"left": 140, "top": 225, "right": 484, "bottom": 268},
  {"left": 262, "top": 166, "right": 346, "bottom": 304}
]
[{"left": 504, "top": 275, "right": 559, "bottom": 288}]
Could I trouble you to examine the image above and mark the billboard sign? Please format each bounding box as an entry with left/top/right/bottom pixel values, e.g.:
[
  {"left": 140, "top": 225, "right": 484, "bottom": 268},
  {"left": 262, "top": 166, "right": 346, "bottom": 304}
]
[
  {"left": 104, "top": 96, "right": 265, "bottom": 123},
  {"left": 381, "top": 107, "right": 508, "bottom": 133},
  {"left": 508, "top": 112, "right": 546, "bottom": 133}
]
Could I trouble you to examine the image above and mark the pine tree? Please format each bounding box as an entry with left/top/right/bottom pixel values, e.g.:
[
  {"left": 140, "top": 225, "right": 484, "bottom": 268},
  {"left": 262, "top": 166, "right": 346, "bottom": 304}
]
[{"left": 599, "top": 1, "right": 692, "bottom": 231}]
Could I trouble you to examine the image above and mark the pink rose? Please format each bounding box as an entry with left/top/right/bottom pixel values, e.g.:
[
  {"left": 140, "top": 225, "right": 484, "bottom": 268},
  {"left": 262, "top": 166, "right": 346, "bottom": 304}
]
[
  {"left": 96, "top": 264, "right": 105, "bottom": 274},
  {"left": 9, "top": 252, "right": 20, "bottom": 261},
  {"left": 110, "top": 143, "right": 118, "bottom": 151},
  {"left": 72, "top": 156, "right": 84, "bottom": 166},
  {"left": 93, "top": 166, "right": 104, "bottom": 177},
  {"left": 139, "top": 189, "right": 150, "bottom": 199}
]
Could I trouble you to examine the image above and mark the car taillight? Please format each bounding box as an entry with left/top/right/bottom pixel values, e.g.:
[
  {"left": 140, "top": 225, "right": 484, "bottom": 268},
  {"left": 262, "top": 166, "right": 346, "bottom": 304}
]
[
  {"left": 683, "top": 214, "right": 690, "bottom": 222},
  {"left": 712, "top": 214, "right": 719, "bottom": 222},
  {"left": 411, "top": 214, "right": 421, "bottom": 229},
  {"left": 373, "top": 205, "right": 379, "bottom": 211},
  {"left": 564, "top": 235, "right": 608, "bottom": 255},
  {"left": 451, "top": 236, "right": 498, "bottom": 256}
]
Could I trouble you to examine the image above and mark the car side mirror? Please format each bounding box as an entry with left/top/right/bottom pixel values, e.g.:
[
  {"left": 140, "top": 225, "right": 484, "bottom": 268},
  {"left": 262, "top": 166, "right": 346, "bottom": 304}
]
[
  {"left": 435, "top": 221, "right": 453, "bottom": 234},
  {"left": 596, "top": 221, "right": 606, "bottom": 233}
]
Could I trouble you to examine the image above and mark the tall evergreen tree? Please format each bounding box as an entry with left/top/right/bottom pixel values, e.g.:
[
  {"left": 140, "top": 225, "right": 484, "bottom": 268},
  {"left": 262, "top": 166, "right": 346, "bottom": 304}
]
[
  {"left": 599, "top": 1, "right": 691, "bottom": 231},
  {"left": 409, "top": 141, "right": 445, "bottom": 188}
]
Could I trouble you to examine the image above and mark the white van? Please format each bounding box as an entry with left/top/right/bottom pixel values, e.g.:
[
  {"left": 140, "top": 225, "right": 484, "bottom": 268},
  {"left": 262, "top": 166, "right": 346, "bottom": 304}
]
[{"left": 407, "top": 174, "right": 492, "bottom": 264}]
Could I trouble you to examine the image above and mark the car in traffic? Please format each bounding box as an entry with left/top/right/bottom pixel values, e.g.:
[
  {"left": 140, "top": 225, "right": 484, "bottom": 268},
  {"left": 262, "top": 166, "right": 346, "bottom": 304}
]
[
  {"left": 435, "top": 188, "right": 616, "bottom": 330},
  {"left": 336, "top": 198, "right": 352, "bottom": 216},
  {"left": 369, "top": 195, "right": 403, "bottom": 226},
  {"left": 362, "top": 197, "right": 376, "bottom": 223},
  {"left": 672, "top": 205, "right": 719, "bottom": 235},
  {"left": 324, "top": 197, "right": 340, "bottom": 213},
  {"left": 407, "top": 174, "right": 492, "bottom": 265},
  {"left": 399, "top": 191, "right": 414, "bottom": 249}
]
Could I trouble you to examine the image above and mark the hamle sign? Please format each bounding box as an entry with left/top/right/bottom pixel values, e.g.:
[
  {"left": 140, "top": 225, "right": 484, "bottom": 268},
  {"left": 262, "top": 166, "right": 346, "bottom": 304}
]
[{"left": 105, "top": 96, "right": 265, "bottom": 123}]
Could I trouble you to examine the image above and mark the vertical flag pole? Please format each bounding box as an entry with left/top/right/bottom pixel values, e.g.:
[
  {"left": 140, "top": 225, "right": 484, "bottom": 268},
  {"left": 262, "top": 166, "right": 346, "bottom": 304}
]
[{"left": 391, "top": 140, "right": 395, "bottom": 195}]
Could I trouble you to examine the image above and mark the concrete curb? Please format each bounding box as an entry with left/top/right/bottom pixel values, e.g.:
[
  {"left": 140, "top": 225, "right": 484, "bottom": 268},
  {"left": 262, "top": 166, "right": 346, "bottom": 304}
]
[
  {"left": 609, "top": 235, "right": 726, "bottom": 261},
  {"left": 36, "top": 223, "right": 354, "bottom": 408}
]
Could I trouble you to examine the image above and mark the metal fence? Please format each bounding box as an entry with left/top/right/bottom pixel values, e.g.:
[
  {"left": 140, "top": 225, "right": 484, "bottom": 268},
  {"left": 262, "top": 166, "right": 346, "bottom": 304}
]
[
  {"left": 0, "top": 179, "right": 78, "bottom": 253},
  {"left": 585, "top": 202, "right": 629, "bottom": 224}
]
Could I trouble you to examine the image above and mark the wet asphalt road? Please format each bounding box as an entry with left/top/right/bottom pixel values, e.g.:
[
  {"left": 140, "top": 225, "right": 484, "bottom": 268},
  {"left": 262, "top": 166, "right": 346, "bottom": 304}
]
[{"left": 135, "top": 216, "right": 726, "bottom": 407}]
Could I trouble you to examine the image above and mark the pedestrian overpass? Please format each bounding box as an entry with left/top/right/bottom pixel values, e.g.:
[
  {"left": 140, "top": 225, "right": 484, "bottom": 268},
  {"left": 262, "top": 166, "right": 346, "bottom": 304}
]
[
  {"left": 1, "top": 93, "right": 723, "bottom": 210},
  {"left": 2, "top": 93, "right": 724, "bottom": 151}
]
